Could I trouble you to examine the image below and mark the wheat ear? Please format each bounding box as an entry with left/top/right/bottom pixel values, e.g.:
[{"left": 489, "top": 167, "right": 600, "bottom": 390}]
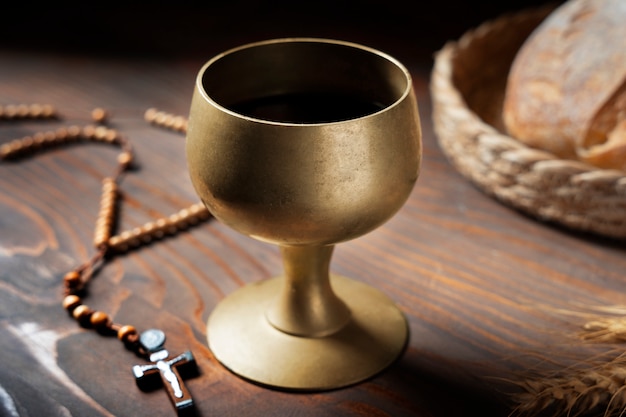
[
  {"left": 580, "top": 317, "right": 626, "bottom": 344},
  {"left": 510, "top": 354, "right": 626, "bottom": 417}
]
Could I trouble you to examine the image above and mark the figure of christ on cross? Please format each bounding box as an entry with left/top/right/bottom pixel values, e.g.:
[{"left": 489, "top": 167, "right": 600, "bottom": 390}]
[{"left": 133, "top": 348, "right": 199, "bottom": 414}]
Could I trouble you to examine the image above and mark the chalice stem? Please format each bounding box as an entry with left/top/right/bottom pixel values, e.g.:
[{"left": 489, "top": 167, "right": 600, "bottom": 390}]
[{"left": 266, "top": 245, "right": 351, "bottom": 337}]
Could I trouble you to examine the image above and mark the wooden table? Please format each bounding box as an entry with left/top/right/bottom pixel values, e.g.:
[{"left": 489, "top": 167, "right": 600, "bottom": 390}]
[{"left": 2, "top": 2, "right": 624, "bottom": 416}]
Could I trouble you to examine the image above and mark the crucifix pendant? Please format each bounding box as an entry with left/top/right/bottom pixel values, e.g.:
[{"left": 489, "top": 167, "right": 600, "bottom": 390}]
[{"left": 132, "top": 329, "right": 199, "bottom": 415}]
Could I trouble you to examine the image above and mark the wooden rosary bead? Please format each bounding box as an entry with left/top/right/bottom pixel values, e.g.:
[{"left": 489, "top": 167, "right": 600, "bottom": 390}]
[
  {"left": 151, "top": 218, "right": 169, "bottom": 239},
  {"left": 66, "top": 125, "right": 82, "bottom": 139},
  {"left": 15, "top": 104, "right": 29, "bottom": 118},
  {"left": 163, "top": 115, "right": 177, "bottom": 129},
  {"left": 0, "top": 144, "right": 9, "bottom": 158},
  {"left": 108, "top": 231, "right": 131, "bottom": 252},
  {"left": 0, "top": 142, "right": 17, "bottom": 159},
  {"left": 144, "top": 107, "right": 158, "bottom": 123},
  {"left": 90, "top": 311, "right": 112, "bottom": 328},
  {"left": 82, "top": 125, "right": 97, "bottom": 139},
  {"left": 19, "top": 136, "right": 34, "bottom": 148},
  {"left": 137, "top": 223, "right": 157, "bottom": 242},
  {"left": 72, "top": 304, "right": 93, "bottom": 321},
  {"left": 40, "top": 104, "right": 56, "bottom": 118},
  {"left": 171, "top": 116, "right": 187, "bottom": 132},
  {"left": 93, "top": 126, "right": 110, "bottom": 141},
  {"left": 91, "top": 107, "right": 108, "bottom": 123},
  {"left": 104, "top": 129, "right": 120, "bottom": 144},
  {"left": 160, "top": 218, "right": 180, "bottom": 235},
  {"left": 64, "top": 270, "right": 83, "bottom": 289},
  {"left": 27, "top": 103, "right": 45, "bottom": 118},
  {"left": 154, "top": 111, "right": 168, "bottom": 126},
  {"left": 31, "top": 134, "right": 46, "bottom": 147},
  {"left": 168, "top": 212, "right": 187, "bottom": 229},
  {"left": 117, "top": 151, "right": 133, "bottom": 168},
  {"left": 186, "top": 203, "right": 210, "bottom": 223},
  {"left": 3, "top": 105, "right": 20, "bottom": 119},
  {"left": 117, "top": 325, "right": 138, "bottom": 343},
  {"left": 54, "top": 127, "right": 68, "bottom": 141},
  {"left": 0, "top": 105, "right": 17, "bottom": 119},
  {"left": 137, "top": 227, "right": 153, "bottom": 244},
  {"left": 62, "top": 294, "right": 82, "bottom": 312}
]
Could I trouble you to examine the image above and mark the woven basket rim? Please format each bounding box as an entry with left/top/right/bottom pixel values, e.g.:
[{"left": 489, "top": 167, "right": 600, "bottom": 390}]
[{"left": 430, "top": 6, "right": 626, "bottom": 239}]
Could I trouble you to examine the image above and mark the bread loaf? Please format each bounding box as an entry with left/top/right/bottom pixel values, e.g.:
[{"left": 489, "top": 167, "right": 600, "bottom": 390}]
[{"left": 502, "top": 0, "right": 626, "bottom": 171}]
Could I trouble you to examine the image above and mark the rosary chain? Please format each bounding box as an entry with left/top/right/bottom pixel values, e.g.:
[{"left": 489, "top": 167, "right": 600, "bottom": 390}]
[
  {"left": 0, "top": 103, "right": 57, "bottom": 120},
  {"left": 1, "top": 105, "right": 210, "bottom": 355}
]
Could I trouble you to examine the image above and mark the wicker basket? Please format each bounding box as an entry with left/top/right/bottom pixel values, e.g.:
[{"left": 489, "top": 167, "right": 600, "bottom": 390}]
[{"left": 431, "top": 6, "right": 626, "bottom": 240}]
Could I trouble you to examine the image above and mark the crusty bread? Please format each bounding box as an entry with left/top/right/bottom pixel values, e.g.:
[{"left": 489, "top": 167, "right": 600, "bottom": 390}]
[{"left": 502, "top": 0, "right": 626, "bottom": 171}]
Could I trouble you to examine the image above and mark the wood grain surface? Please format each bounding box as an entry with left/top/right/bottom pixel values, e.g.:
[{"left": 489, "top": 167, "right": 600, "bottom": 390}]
[{"left": 2, "top": 2, "right": 624, "bottom": 417}]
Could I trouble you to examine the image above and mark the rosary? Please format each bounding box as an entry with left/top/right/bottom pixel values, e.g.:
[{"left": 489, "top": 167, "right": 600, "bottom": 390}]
[{"left": 0, "top": 104, "right": 210, "bottom": 415}]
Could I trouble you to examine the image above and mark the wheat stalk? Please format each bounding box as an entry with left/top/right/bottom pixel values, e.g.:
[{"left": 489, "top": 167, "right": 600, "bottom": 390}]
[
  {"left": 510, "top": 355, "right": 626, "bottom": 417},
  {"left": 508, "top": 308, "right": 626, "bottom": 416}
]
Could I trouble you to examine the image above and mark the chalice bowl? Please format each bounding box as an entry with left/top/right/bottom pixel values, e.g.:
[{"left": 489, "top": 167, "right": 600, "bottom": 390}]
[{"left": 186, "top": 38, "right": 422, "bottom": 390}]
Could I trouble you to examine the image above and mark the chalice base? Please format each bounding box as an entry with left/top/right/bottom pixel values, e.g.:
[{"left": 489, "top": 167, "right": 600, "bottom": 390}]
[{"left": 207, "top": 274, "right": 408, "bottom": 391}]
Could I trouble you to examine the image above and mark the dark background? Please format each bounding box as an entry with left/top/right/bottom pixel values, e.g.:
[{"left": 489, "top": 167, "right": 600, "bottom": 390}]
[{"left": 2, "top": 1, "right": 562, "bottom": 63}]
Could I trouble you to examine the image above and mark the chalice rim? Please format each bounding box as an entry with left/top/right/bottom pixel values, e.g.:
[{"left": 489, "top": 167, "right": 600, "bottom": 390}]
[{"left": 194, "top": 37, "right": 414, "bottom": 127}]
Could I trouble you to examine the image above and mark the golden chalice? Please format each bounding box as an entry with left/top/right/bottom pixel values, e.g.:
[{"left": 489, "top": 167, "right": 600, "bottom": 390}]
[{"left": 186, "top": 38, "right": 422, "bottom": 390}]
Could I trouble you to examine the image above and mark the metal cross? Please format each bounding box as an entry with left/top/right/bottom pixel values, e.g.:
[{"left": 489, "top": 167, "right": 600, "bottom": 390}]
[{"left": 132, "top": 329, "right": 198, "bottom": 415}]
